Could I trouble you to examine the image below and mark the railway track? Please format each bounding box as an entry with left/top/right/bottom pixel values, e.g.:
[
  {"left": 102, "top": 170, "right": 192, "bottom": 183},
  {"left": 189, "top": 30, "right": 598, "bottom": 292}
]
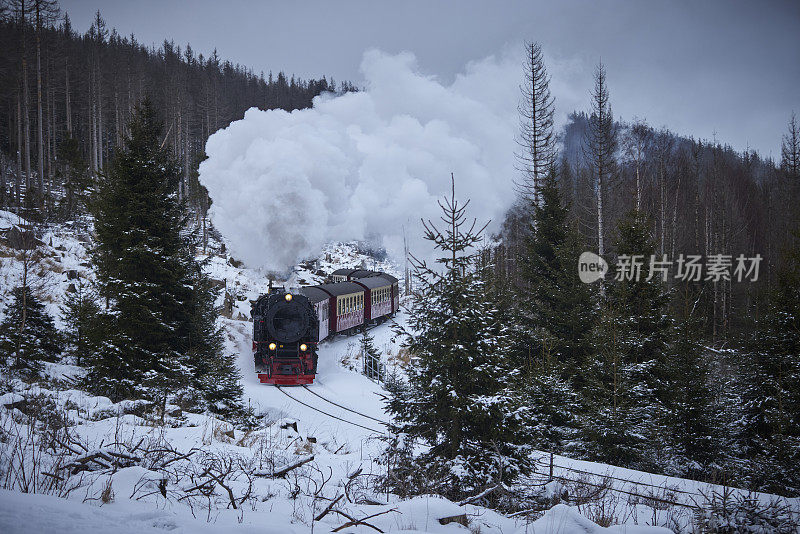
[
  {"left": 275, "top": 385, "right": 387, "bottom": 435},
  {"left": 301, "top": 385, "right": 388, "bottom": 425}
]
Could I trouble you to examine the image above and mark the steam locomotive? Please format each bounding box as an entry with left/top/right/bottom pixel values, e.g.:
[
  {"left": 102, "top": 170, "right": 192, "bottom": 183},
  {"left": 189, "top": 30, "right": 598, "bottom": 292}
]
[{"left": 252, "top": 269, "right": 399, "bottom": 385}]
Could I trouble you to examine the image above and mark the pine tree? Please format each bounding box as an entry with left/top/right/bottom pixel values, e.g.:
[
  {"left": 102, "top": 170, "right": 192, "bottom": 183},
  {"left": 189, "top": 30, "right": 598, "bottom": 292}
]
[
  {"left": 515, "top": 167, "right": 594, "bottom": 453},
  {"left": 664, "top": 286, "right": 718, "bottom": 478},
  {"left": 515, "top": 41, "right": 555, "bottom": 205},
  {"left": 517, "top": 167, "right": 595, "bottom": 375},
  {"left": 188, "top": 263, "right": 243, "bottom": 416},
  {"left": 60, "top": 280, "right": 102, "bottom": 366},
  {"left": 0, "top": 285, "right": 62, "bottom": 373},
  {"left": 582, "top": 210, "right": 671, "bottom": 470},
  {"left": 56, "top": 136, "right": 92, "bottom": 219},
  {"left": 360, "top": 327, "right": 382, "bottom": 381},
  {"left": 386, "top": 175, "right": 532, "bottom": 502},
  {"left": 584, "top": 62, "right": 617, "bottom": 258},
  {"left": 781, "top": 112, "right": 799, "bottom": 180},
  {"left": 739, "top": 229, "right": 800, "bottom": 496},
  {"left": 85, "top": 98, "right": 242, "bottom": 413}
]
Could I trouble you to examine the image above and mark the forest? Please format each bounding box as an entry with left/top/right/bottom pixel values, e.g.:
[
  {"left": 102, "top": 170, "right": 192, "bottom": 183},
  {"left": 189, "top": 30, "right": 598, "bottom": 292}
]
[
  {"left": 0, "top": 0, "right": 353, "bottom": 221},
  {"left": 385, "top": 44, "right": 800, "bottom": 504},
  {"left": 0, "top": 1, "right": 798, "bottom": 528}
]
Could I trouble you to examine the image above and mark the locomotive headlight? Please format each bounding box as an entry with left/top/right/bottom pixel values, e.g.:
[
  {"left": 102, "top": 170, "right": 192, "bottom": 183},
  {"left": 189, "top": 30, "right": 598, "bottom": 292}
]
[
  {"left": 268, "top": 342, "right": 277, "bottom": 351},
  {"left": 300, "top": 343, "right": 308, "bottom": 352},
  {"left": 284, "top": 293, "right": 293, "bottom": 302}
]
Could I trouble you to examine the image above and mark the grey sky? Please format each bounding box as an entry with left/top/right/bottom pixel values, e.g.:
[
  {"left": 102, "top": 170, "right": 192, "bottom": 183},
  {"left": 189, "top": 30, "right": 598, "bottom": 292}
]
[{"left": 61, "top": 0, "right": 799, "bottom": 159}]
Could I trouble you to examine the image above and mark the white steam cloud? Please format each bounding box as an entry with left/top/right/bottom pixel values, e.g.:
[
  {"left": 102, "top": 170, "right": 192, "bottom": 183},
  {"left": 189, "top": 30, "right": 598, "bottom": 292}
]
[{"left": 200, "top": 49, "right": 555, "bottom": 271}]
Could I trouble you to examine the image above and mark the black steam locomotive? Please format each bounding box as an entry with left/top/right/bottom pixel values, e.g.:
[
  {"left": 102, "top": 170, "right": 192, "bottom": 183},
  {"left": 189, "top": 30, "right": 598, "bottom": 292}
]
[{"left": 252, "top": 269, "right": 399, "bottom": 385}]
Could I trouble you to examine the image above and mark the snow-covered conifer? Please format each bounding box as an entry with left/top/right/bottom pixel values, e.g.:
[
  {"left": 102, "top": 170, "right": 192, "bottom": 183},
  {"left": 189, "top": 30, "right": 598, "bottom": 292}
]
[
  {"left": 386, "top": 175, "right": 532, "bottom": 502},
  {"left": 0, "top": 285, "right": 62, "bottom": 373}
]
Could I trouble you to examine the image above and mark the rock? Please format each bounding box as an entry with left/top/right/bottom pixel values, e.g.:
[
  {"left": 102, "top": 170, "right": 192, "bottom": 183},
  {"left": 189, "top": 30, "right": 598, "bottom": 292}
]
[
  {"left": 223, "top": 428, "right": 235, "bottom": 439},
  {"left": 280, "top": 421, "right": 298, "bottom": 433},
  {"left": 66, "top": 283, "right": 77, "bottom": 293},
  {"left": 208, "top": 278, "right": 226, "bottom": 290},
  {"left": 7, "top": 227, "right": 43, "bottom": 250},
  {"left": 66, "top": 270, "right": 79, "bottom": 280},
  {"left": 438, "top": 514, "right": 468, "bottom": 527}
]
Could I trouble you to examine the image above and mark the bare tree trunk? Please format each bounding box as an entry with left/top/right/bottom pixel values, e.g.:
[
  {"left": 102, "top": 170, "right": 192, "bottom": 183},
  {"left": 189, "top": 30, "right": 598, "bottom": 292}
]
[
  {"left": 597, "top": 172, "right": 604, "bottom": 257},
  {"left": 35, "top": 1, "right": 44, "bottom": 195},
  {"left": 97, "top": 78, "right": 103, "bottom": 169},
  {"left": 16, "top": 92, "right": 23, "bottom": 206},
  {"left": 114, "top": 90, "right": 121, "bottom": 148},
  {"left": 22, "top": 21, "right": 32, "bottom": 196},
  {"left": 65, "top": 56, "right": 71, "bottom": 135},
  {"left": 660, "top": 165, "right": 665, "bottom": 255}
]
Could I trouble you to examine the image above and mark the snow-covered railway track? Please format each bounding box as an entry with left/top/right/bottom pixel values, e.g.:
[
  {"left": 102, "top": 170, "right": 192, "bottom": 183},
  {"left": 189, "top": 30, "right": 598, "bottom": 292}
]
[
  {"left": 275, "top": 386, "right": 387, "bottom": 435},
  {"left": 301, "top": 385, "right": 387, "bottom": 425}
]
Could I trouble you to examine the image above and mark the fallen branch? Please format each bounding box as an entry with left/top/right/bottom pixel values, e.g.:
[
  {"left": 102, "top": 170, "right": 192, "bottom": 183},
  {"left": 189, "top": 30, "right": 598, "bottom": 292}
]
[
  {"left": 257, "top": 455, "right": 314, "bottom": 478},
  {"left": 331, "top": 508, "right": 398, "bottom": 533},
  {"left": 314, "top": 493, "right": 344, "bottom": 521},
  {"left": 458, "top": 484, "right": 504, "bottom": 506}
]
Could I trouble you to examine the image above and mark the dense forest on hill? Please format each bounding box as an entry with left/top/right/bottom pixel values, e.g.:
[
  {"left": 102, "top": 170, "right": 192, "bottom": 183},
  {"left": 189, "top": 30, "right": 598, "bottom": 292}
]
[
  {"left": 0, "top": 1, "right": 353, "bottom": 219},
  {"left": 500, "top": 110, "right": 800, "bottom": 341}
]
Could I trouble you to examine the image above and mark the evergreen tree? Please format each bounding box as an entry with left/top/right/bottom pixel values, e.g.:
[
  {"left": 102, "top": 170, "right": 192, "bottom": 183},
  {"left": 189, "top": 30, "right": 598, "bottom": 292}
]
[
  {"left": 360, "top": 327, "right": 382, "bottom": 380},
  {"left": 60, "top": 280, "right": 102, "bottom": 366},
  {"left": 582, "top": 210, "right": 671, "bottom": 470},
  {"left": 0, "top": 285, "right": 62, "bottom": 373},
  {"left": 188, "top": 264, "right": 243, "bottom": 416},
  {"left": 739, "top": 230, "right": 800, "bottom": 496},
  {"left": 386, "top": 175, "right": 532, "bottom": 502},
  {"left": 56, "top": 136, "right": 92, "bottom": 219},
  {"left": 514, "top": 167, "right": 594, "bottom": 453},
  {"left": 583, "top": 62, "right": 617, "bottom": 258},
  {"left": 85, "top": 98, "right": 242, "bottom": 414},
  {"left": 517, "top": 167, "right": 595, "bottom": 375},
  {"left": 515, "top": 41, "right": 555, "bottom": 205},
  {"left": 781, "top": 112, "right": 799, "bottom": 180},
  {"left": 664, "top": 286, "right": 718, "bottom": 478}
]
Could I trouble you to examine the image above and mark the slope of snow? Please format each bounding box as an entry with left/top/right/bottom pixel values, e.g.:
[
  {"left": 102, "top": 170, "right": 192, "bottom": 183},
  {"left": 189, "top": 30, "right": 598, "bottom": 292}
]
[{"left": 2, "top": 229, "right": 793, "bottom": 533}]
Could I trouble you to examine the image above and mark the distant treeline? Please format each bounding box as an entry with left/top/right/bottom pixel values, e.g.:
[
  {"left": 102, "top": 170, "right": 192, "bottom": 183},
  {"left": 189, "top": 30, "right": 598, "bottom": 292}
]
[
  {"left": 501, "top": 110, "right": 800, "bottom": 341},
  {"left": 0, "top": 0, "right": 355, "bottom": 218}
]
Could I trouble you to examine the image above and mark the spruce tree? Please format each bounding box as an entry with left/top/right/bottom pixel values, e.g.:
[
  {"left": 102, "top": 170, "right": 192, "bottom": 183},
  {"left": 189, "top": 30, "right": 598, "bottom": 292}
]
[
  {"left": 739, "top": 230, "right": 800, "bottom": 496},
  {"left": 86, "top": 98, "right": 242, "bottom": 414},
  {"left": 515, "top": 168, "right": 594, "bottom": 454},
  {"left": 665, "top": 286, "right": 718, "bottom": 478},
  {"left": 582, "top": 210, "right": 671, "bottom": 470},
  {"left": 56, "top": 136, "right": 92, "bottom": 219},
  {"left": 189, "top": 264, "right": 243, "bottom": 416},
  {"left": 515, "top": 41, "right": 555, "bottom": 205},
  {"left": 60, "top": 280, "right": 102, "bottom": 366},
  {"left": 386, "top": 175, "right": 532, "bottom": 501},
  {"left": 0, "top": 285, "right": 62, "bottom": 373},
  {"left": 517, "top": 167, "right": 595, "bottom": 375}
]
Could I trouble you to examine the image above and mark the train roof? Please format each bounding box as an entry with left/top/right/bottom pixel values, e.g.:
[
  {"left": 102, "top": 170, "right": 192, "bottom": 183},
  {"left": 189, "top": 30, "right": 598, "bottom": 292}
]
[
  {"left": 375, "top": 272, "right": 399, "bottom": 284},
  {"left": 330, "top": 268, "right": 357, "bottom": 276},
  {"left": 349, "top": 269, "right": 379, "bottom": 279},
  {"left": 307, "top": 281, "right": 365, "bottom": 297},
  {"left": 353, "top": 276, "right": 393, "bottom": 289},
  {"left": 300, "top": 286, "right": 331, "bottom": 304}
]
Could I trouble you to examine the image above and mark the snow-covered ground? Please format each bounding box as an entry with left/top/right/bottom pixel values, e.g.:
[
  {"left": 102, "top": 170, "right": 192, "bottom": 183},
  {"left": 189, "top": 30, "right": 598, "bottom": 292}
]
[{"left": 1, "top": 215, "right": 797, "bottom": 533}]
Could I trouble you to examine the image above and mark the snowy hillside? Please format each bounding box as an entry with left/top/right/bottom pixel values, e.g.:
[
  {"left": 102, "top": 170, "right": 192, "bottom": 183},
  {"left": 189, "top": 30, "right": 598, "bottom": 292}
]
[{"left": 0, "top": 216, "right": 797, "bottom": 533}]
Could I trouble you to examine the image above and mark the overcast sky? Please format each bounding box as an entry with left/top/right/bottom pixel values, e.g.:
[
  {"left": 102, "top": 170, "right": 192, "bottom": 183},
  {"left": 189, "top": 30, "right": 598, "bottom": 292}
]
[{"left": 61, "top": 0, "right": 799, "bottom": 159}]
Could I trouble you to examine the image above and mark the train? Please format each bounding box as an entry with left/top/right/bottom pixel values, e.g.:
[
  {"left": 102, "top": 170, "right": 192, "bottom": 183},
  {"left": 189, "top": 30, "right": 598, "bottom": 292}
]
[{"left": 251, "top": 269, "right": 400, "bottom": 385}]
